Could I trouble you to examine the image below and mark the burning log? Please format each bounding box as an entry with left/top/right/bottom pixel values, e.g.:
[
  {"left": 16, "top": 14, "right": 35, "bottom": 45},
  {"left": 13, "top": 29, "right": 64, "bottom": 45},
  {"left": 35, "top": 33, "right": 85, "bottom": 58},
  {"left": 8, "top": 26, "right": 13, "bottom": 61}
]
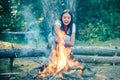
[
  {"left": 74, "top": 55, "right": 120, "bottom": 64},
  {"left": 34, "top": 27, "right": 84, "bottom": 79},
  {"left": 72, "top": 46, "right": 120, "bottom": 56}
]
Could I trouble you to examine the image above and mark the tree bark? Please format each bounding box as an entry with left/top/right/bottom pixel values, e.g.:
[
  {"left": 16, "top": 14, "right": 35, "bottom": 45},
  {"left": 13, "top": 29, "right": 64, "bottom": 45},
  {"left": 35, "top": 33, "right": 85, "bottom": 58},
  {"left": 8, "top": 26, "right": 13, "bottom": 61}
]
[
  {"left": 72, "top": 46, "right": 120, "bottom": 56},
  {"left": 0, "top": 46, "right": 120, "bottom": 58},
  {"left": 74, "top": 55, "right": 120, "bottom": 64},
  {"left": 0, "top": 46, "right": 120, "bottom": 64},
  {"left": 0, "top": 48, "right": 48, "bottom": 58},
  {"left": 41, "top": 0, "right": 76, "bottom": 35}
]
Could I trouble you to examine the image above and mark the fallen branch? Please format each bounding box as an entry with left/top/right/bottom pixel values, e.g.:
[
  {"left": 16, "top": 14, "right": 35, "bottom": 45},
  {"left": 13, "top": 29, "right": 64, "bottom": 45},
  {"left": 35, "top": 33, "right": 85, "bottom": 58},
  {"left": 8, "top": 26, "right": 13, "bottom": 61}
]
[
  {"left": 0, "top": 46, "right": 120, "bottom": 58},
  {"left": 74, "top": 55, "right": 120, "bottom": 64},
  {"left": 0, "top": 48, "right": 47, "bottom": 58},
  {"left": 0, "top": 72, "right": 20, "bottom": 76},
  {"left": 72, "top": 46, "right": 120, "bottom": 56}
]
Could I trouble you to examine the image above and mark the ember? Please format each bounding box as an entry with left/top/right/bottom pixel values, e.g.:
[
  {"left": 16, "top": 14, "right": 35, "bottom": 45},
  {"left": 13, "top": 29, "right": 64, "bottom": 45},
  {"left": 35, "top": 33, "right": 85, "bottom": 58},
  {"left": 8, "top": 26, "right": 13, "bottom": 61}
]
[{"left": 35, "top": 28, "right": 83, "bottom": 78}]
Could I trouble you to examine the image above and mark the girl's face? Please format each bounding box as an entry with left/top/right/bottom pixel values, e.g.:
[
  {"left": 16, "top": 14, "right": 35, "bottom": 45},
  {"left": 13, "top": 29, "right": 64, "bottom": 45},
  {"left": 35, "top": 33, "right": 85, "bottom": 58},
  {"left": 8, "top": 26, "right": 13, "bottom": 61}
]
[{"left": 62, "top": 13, "right": 71, "bottom": 26}]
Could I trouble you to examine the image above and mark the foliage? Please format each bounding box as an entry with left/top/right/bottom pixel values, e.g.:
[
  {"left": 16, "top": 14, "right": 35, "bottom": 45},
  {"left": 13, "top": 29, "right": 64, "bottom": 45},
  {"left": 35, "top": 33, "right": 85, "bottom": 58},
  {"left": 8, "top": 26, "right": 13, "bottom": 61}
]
[
  {"left": 76, "top": 0, "right": 120, "bottom": 41},
  {"left": 0, "top": 0, "right": 43, "bottom": 43},
  {"left": 0, "top": 0, "right": 120, "bottom": 43}
]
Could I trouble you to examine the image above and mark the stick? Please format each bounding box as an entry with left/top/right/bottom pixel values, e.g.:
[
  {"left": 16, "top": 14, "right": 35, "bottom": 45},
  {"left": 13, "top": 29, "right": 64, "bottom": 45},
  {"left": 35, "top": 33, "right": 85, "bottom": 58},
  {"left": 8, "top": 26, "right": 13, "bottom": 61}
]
[{"left": 0, "top": 72, "right": 20, "bottom": 75}]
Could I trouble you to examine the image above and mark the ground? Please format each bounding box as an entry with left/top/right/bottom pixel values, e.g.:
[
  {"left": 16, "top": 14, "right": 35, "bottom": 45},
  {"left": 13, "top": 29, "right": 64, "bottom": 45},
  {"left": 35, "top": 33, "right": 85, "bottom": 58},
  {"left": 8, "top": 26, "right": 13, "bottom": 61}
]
[
  {"left": 0, "top": 39, "right": 120, "bottom": 80},
  {"left": 0, "top": 57, "right": 120, "bottom": 80}
]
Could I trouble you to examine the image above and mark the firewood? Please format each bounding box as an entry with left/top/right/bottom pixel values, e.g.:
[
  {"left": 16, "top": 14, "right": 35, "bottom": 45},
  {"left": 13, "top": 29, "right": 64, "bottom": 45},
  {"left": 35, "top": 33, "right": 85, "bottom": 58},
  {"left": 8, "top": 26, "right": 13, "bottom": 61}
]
[{"left": 62, "top": 70, "right": 83, "bottom": 80}]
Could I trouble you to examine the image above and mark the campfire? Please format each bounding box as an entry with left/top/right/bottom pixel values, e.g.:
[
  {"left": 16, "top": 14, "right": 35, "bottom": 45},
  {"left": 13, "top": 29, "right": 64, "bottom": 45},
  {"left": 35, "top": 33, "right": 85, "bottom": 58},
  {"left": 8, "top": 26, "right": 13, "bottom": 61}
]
[{"left": 35, "top": 28, "right": 83, "bottom": 78}]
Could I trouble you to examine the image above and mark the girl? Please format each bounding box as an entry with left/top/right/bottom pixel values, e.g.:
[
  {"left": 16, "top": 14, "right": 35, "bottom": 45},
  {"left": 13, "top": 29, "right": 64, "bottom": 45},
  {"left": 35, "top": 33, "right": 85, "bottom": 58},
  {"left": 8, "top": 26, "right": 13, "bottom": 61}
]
[{"left": 48, "top": 10, "right": 76, "bottom": 48}]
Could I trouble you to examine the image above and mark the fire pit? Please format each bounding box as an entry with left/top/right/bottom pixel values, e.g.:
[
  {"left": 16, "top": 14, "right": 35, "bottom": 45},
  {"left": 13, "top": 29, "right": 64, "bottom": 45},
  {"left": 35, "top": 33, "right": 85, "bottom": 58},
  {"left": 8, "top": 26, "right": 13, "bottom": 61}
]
[{"left": 33, "top": 27, "right": 95, "bottom": 79}]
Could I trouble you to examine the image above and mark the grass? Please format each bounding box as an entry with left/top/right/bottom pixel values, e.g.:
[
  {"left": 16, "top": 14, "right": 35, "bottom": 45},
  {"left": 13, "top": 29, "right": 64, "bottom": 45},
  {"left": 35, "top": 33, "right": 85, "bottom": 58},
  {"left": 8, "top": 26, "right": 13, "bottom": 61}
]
[{"left": 75, "top": 38, "right": 120, "bottom": 46}]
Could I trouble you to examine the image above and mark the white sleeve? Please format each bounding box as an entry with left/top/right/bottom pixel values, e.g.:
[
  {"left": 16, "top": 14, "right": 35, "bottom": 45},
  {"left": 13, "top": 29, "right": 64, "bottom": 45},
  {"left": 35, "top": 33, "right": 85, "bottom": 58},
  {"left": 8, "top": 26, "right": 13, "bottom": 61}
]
[{"left": 72, "top": 23, "right": 76, "bottom": 33}]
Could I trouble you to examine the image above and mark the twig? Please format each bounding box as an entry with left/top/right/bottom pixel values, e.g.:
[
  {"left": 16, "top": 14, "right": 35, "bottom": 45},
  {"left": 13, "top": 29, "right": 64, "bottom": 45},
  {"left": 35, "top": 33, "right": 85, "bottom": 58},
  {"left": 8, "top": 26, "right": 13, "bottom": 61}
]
[
  {"left": 0, "top": 72, "right": 20, "bottom": 75},
  {"left": 32, "top": 59, "right": 42, "bottom": 65}
]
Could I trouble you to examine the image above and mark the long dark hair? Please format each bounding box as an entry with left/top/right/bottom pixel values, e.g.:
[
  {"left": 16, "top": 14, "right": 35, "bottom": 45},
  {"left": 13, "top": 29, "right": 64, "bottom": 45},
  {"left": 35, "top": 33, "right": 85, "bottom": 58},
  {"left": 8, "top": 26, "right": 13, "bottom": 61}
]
[{"left": 60, "top": 10, "right": 73, "bottom": 35}]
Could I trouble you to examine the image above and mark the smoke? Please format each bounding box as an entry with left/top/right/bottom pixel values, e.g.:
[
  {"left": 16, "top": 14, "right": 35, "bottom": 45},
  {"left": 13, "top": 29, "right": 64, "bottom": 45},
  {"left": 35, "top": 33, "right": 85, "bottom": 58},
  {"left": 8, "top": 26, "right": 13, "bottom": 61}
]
[{"left": 22, "top": 5, "right": 41, "bottom": 47}]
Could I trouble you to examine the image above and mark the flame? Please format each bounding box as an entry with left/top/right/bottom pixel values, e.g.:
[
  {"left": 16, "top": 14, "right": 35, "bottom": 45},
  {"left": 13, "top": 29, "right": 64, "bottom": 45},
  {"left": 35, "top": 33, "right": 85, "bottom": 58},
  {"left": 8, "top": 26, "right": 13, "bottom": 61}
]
[{"left": 36, "top": 28, "right": 82, "bottom": 78}]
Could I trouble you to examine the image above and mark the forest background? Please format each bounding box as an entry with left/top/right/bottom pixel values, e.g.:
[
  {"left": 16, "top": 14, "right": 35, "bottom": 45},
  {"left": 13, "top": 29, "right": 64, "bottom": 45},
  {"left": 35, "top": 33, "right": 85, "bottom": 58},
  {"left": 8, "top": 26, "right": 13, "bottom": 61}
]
[{"left": 0, "top": 0, "right": 120, "bottom": 45}]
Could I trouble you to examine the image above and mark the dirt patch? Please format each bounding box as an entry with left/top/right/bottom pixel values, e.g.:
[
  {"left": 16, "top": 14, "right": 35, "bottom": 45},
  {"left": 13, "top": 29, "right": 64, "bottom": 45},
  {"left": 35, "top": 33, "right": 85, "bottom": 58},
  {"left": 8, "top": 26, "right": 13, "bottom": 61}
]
[{"left": 0, "top": 57, "right": 120, "bottom": 80}]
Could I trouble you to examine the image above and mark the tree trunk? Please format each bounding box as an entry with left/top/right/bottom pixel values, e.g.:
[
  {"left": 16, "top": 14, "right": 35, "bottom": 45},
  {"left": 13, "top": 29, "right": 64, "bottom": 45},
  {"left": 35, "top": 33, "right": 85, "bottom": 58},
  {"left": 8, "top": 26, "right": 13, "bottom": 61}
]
[
  {"left": 40, "top": 0, "right": 76, "bottom": 35},
  {"left": 74, "top": 55, "right": 120, "bottom": 64},
  {"left": 72, "top": 46, "right": 120, "bottom": 56},
  {"left": 0, "top": 48, "right": 48, "bottom": 58},
  {"left": 0, "top": 46, "right": 120, "bottom": 64},
  {"left": 0, "top": 46, "right": 120, "bottom": 58}
]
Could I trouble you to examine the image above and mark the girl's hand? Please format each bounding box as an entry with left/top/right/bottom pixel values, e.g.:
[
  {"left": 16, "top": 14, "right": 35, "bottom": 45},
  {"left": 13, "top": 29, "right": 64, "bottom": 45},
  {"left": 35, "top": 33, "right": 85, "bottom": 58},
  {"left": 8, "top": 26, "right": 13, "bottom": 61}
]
[{"left": 54, "top": 19, "right": 61, "bottom": 27}]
